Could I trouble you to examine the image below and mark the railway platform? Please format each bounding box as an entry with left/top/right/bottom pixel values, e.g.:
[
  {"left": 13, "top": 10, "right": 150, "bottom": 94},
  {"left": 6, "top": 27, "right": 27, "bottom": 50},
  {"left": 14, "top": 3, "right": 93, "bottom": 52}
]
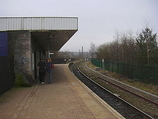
[{"left": 0, "top": 64, "right": 125, "bottom": 119}]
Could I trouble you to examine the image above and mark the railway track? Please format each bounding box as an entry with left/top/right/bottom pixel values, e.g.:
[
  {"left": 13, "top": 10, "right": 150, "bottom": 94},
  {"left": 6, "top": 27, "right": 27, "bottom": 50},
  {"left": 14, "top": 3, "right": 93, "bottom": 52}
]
[{"left": 69, "top": 61, "right": 158, "bottom": 119}]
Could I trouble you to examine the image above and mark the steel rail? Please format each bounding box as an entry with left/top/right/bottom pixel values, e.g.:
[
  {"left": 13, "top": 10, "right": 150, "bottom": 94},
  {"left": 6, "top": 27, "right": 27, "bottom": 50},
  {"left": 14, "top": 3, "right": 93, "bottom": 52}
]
[
  {"left": 97, "top": 77, "right": 158, "bottom": 107},
  {"left": 73, "top": 61, "right": 156, "bottom": 119},
  {"left": 83, "top": 63, "right": 158, "bottom": 106}
]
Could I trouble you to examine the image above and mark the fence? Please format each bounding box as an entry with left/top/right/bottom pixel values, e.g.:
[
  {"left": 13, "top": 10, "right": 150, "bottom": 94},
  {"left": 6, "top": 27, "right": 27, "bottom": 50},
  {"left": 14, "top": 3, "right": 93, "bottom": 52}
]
[
  {"left": 0, "top": 56, "right": 15, "bottom": 95},
  {"left": 91, "top": 59, "right": 158, "bottom": 85}
]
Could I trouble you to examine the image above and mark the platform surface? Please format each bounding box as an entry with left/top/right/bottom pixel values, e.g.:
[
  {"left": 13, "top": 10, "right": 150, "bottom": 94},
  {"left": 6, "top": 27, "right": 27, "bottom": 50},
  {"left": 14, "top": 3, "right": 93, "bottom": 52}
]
[{"left": 0, "top": 64, "right": 125, "bottom": 119}]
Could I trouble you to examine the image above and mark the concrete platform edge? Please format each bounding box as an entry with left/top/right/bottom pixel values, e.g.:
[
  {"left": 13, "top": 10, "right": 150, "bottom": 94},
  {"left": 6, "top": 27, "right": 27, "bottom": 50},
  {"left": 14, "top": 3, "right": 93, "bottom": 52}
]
[{"left": 70, "top": 71, "right": 125, "bottom": 119}]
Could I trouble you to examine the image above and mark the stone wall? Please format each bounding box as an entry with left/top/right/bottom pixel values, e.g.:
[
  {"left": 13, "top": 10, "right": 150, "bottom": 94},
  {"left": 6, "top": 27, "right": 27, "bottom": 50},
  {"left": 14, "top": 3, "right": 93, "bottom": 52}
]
[{"left": 8, "top": 31, "right": 32, "bottom": 84}]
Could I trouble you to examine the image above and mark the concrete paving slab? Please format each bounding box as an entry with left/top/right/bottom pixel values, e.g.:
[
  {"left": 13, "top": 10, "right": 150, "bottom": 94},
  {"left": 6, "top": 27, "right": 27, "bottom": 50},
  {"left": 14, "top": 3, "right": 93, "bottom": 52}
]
[{"left": 0, "top": 64, "right": 125, "bottom": 119}]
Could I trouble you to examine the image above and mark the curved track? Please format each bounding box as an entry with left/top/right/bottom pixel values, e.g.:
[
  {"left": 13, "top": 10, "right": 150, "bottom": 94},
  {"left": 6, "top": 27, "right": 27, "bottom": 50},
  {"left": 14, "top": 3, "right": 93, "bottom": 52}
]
[{"left": 69, "top": 61, "right": 156, "bottom": 119}]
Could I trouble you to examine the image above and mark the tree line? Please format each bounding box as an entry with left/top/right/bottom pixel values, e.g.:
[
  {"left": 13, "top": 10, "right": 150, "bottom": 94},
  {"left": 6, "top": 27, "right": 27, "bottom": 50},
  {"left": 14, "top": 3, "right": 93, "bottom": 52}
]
[{"left": 92, "top": 28, "right": 158, "bottom": 65}]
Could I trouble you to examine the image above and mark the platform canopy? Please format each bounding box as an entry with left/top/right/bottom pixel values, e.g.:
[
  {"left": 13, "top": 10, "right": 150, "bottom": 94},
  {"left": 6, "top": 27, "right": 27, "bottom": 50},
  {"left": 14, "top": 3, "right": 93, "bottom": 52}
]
[{"left": 0, "top": 17, "right": 78, "bottom": 51}]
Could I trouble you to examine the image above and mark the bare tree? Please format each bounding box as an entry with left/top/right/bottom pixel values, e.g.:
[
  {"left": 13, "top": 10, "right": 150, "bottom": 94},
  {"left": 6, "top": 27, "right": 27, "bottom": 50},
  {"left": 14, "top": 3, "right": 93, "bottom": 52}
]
[
  {"left": 89, "top": 43, "right": 96, "bottom": 58},
  {"left": 96, "top": 28, "right": 158, "bottom": 65}
]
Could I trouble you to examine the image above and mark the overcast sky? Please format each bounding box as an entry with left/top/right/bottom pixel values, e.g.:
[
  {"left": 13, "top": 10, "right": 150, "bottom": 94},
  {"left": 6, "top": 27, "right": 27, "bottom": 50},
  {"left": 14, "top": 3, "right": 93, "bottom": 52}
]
[{"left": 0, "top": 0, "right": 158, "bottom": 52}]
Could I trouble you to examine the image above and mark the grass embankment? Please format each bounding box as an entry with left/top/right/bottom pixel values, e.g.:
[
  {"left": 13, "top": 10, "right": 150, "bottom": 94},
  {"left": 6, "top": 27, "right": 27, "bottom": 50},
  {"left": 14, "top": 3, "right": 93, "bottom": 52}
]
[{"left": 86, "top": 61, "right": 158, "bottom": 96}]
